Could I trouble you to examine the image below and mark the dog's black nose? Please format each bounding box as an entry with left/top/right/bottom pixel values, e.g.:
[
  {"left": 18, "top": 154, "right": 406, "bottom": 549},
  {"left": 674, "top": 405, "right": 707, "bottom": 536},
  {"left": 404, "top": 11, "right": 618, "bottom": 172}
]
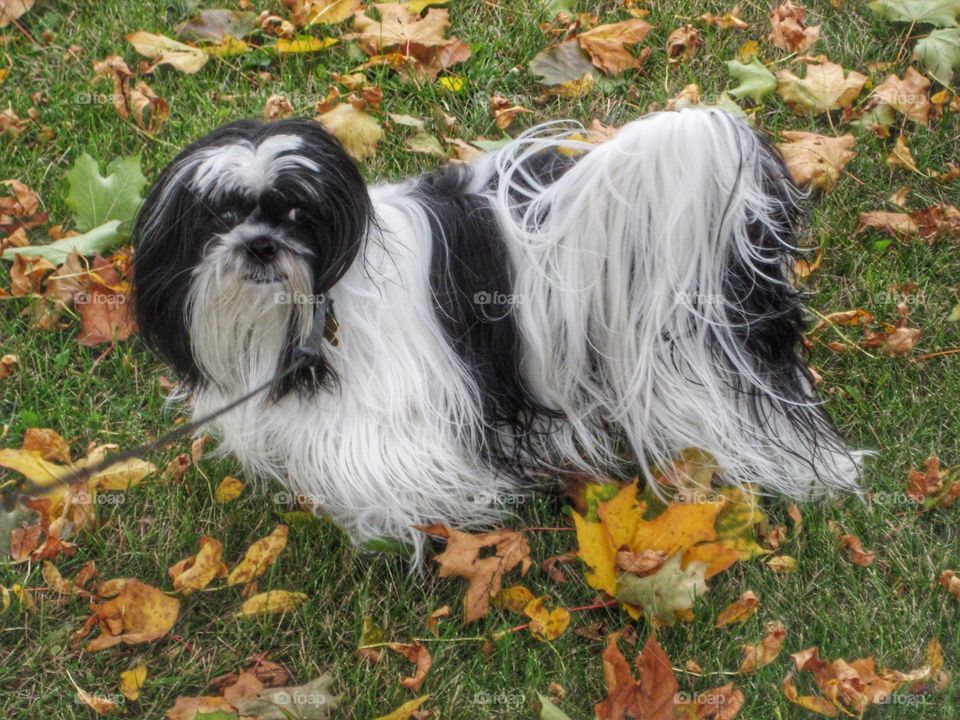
[{"left": 245, "top": 236, "right": 278, "bottom": 263}]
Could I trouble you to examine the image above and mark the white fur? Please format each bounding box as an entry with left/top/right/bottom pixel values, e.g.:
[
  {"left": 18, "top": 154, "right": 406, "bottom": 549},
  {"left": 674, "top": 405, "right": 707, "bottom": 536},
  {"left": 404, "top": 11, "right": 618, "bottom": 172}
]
[{"left": 187, "top": 109, "right": 860, "bottom": 559}]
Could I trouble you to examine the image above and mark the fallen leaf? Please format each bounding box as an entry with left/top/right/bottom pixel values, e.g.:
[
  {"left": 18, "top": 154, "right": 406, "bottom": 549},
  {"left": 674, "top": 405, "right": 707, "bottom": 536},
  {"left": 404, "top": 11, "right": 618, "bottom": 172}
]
[
  {"left": 886, "top": 134, "right": 918, "bottom": 172},
  {"left": 227, "top": 524, "right": 288, "bottom": 586},
  {"left": 726, "top": 57, "right": 777, "bottom": 103},
  {"left": 716, "top": 590, "right": 760, "bottom": 627},
  {"left": 76, "top": 281, "right": 137, "bottom": 346},
  {"left": 577, "top": 19, "right": 653, "bottom": 75},
  {"left": 416, "top": 524, "right": 531, "bottom": 622},
  {"left": 855, "top": 211, "right": 919, "bottom": 238},
  {"left": 0, "top": 353, "right": 18, "bottom": 378},
  {"left": 79, "top": 579, "right": 180, "bottom": 651},
  {"left": 529, "top": 40, "right": 596, "bottom": 86},
  {"left": 783, "top": 672, "right": 840, "bottom": 717},
  {"left": 316, "top": 103, "right": 383, "bottom": 160},
  {"left": 120, "top": 664, "right": 147, "bottom": 701},
  {"left": 777, "top": 60, "right": 868, "bottom": 114},
  {"left": 493, "top": 584, "right": 537, "bottom": 613},
  {"left": 828, "top": 522, "right": 876, "bottom": 566},
  {"left": 405, "top": 132, "right": 446, "bottom": 157},
  {"left": 913, "top": 29, "right": 960, "bottom": 85},
  {"left": 700, "top": 7, "right": 750, "bottom": 30},
  {"left": 387, "top": 642, "right": 432, "bottom": 692},
  {"left": 425, "top": 605, "right": 450, "bottom": 635},
  {"left": 523, "top": 596, "right": 571, "bottom": 641},
  {"left": 869, "top": 67, "right": 931, "bottom": 125},
  {"left": 868, "top": 0, "right": 960, "bottom": 27},
  {"left": 215, "top": 476, "right": 245, "bottom": 503},
  {"left": 126, "top": 31, "right": 208, "bottom": 73},
  {"left": 235, "top": 589, "right": 308, "bottom": 616},
  {"left": 490, "top": 94, "right": 532, "bottom": 130},
  {"left": 169, "top": 536, "right": 228, "bottom": 594},
  {"left": 274, "top": 36, "right": 338, "bottom": 53},
  {"left": 375, "top": 695, "right": 430, "bottom": 720},
  {"left": 175, "top": 9, "right": 258, "bottom": 41},
  {"left": 940, "top": 569, "right": 960, "bottom": 599},
  {"left": 907, "top": 456, "right": 960, "bottom": 509},
  {"left": 766, "top": 555, "right": 797, "bottom": 572},
  {"left": 777, "top": 131, "right": 856, "bottom": 191},
  {"left": 284, "top": 0, "right": 363, "bottom": 26},
  {"left": 0, "top": 0, "right": 34, "bottom": 28},
  {"left": 666, "top": 24, "right": 703, "bottom": 63},
  {"left": 263, "top": 94, "right": 294, "bottom": 120},
  {"left": 739, "top": 621, "right": 787, "bottom": 673},
  {"left": 769, "top": 1, "right": 820, "bottom": 52}
]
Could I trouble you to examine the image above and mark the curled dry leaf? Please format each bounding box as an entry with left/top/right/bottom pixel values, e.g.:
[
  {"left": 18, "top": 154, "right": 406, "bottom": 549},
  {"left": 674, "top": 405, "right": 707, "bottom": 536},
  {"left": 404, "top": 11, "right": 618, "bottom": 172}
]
[
  {"left": 263, "top": 93, "right": 294, "bottom": 120},
  {"left": 490, "top": 94, "right": 532, "bottom": 130},
  {"left": 387, "top": 642, "right": 432, "bottom": 692},
  {"left": 776, "top": 60, "right": 867, "bottom": 115},
  {"left": 375, "top": 695, "right": 430, "bottom": 720},
  {"left": 77, "top": 578, "right": 180, "bottom": 651},
  {"left": 168, "top": 535, "right": 228, "bottom": 594},
  {"left": 715, "top": 590, "right": 760, "bottom": 627},
  {"left": 316, "top": 103, "right": 383, "bottom": 161},
  {"left": 577, "top": 19, "right": 653, "bottom": 75},
  {"left": 416, "top": 524, "right": 531, "bottom": 622},
  {"left": 769, "top": 1, "right": 820, "bottom": 53},
  {"left": 869, "top": 67, "right": 931, "bottom": 125},
  {"left": 886, "top": 135, "right": 918, "bottom": 172},
  {"left": 940, "top": 569, "right": 960, "bottom": 599},
  {"left": 666, "top": 24, "right": 703, "bottom": 63},
  {"left": 856, "top": 211, "right": 918, "bottom": 239},
  {"left": 0, "top": 353, "right": 18, "bottom": 378},
  {"left": 700, "top": 7, "right": 749, "bottom": 30},
  {"left": 739, "top": 621, "right": 787, "bottom": 673},
  {"left": 828, "top": 522, "right": 876, "bottom": 566},
  {"left": 425, "top": 605, "right": 450, "bottom": 635},
  {"left": 227, "top": 524, "right": 288, "bottom": 586},
  {"left": 906, "top": 456, "right": 960, "bottom": 510},
  {"left": 493, "top": 584, "right": 536, "bottom": 613},
  {"left": 234, "top": 589, "right": 308, "bottom": 617}
]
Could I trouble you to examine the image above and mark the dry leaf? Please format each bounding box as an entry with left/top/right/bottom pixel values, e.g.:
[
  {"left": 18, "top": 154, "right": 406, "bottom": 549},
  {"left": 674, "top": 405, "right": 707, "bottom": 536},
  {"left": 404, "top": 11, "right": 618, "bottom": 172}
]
[
  {"left": 168, "top": 536, "right": 228, "bottom": 594},
  {"left": 215, "top": 475, "right": 244, "bottom": 503},
  {"left": 490, "top": 94, "right": 532, "bottom": 130},
  {"left": 492, "top": 584, "right": 536, "bottom": 613},
  {"left": 906, "top": 456, "right": 960, "bottom": 509},
  {"left": 425, "top": 605, "right": 450, "bottom": 635},
  {"left": 739, "top": 621, "right": 787, "bottom": 673},
  {"left": 777, "top": 131, "right": 856, "bottom": 191},
  {"left": 235, "top": 589, "right": 308, "bottom": 616},
  {"left": 316, "top": 103, "right": 383, "bottom": 160},
  {"left": 119, "top": 665, "right": 147, "bottom": 701},
  {"left": 766, "top": 555, "right": 797, "bottom": 572},
  {"left": 940, "top": 569, "right": 960, "bottom": 599},
  {"left": 700, "top": 7, "right": 749, "bottom": 30},
  {"left": 715, "top": 590, "right": 760, "bottom": 627},
  {"left": 577, "top": 19, "right": 653, "bottom": 75},
  {"left": 777, "top": 61, "right": 867, "bottom": 115},
  {"left": 870, "top": 67, "right": 931, "bottom": 125},
  {"left": 79, "top": 579, "right": 180, "bottom": 651},
  {"left": 523, "top": 596, "right": 571, "bottom": 641},
  {"left": 666, "top": 24, "right": 703, "bottom": 63},
  {"left": 387, "top": 642, "right": 433, "bottom": 693},
  {"left": 76, "top": 281, "right": 137, "bottom": 346},
  {"left": 855, "top": 211, "right": 919, "bottom": 238},
  {"left": 769, "top": 1, "right": 820, "bottom": 53},
  {"left": 263, "top": 93, "right": 294, "bottom": 120},
  {"left": 886, "top": 135, "right": 918, "bottom": 172},
  {"left": 227, "top": 524, "right": 288, "bottom": 586},
  {"left": 0, "top": 0, "right": 34, "bottom": 28},
  {"left": 416, "top": 524, "right": 531, "bottom": 622},
  {"left": 126, "top": 31, "right": 208, "bottom": 73}
]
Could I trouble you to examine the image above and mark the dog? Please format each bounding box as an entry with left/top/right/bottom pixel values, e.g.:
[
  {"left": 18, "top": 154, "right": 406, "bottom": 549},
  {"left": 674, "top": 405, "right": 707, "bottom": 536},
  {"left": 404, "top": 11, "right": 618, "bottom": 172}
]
[{"left": 131, "top": 109, "right": 861, "bottom": 559}]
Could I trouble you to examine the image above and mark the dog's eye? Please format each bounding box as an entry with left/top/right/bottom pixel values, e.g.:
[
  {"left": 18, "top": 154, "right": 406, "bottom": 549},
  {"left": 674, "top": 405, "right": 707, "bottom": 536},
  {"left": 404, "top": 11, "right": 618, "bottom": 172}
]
[
  {"left": 218, "top": 208, "right": 241, "bottom": 226},
  {"left": 287, "top": 207, "right": 303, "bottom": 223}
]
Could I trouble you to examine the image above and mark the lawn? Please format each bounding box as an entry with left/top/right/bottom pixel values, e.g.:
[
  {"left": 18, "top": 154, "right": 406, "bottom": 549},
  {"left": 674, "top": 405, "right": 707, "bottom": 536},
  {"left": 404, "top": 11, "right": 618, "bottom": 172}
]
[{"left": 1, "top": 0, "right": 959, "bottom": 718}]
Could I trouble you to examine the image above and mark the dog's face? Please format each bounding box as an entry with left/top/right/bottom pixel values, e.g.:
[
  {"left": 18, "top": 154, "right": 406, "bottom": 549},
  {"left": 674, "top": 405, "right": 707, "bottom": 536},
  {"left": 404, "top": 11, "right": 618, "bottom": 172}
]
[{"left": 131, "top": 119, "right": 371, "bottom": 393}]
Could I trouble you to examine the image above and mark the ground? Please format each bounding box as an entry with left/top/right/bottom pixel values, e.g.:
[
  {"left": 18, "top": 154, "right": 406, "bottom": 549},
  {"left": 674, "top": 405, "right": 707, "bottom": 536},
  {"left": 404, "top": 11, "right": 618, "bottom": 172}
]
[{"left": 1, "top": 0, "right": 959, "bottom": 718}]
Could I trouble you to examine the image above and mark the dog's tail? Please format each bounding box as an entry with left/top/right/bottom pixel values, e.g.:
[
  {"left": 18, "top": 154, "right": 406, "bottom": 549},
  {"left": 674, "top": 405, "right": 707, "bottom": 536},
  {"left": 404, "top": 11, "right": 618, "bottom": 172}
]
[{"left": 493, "top": 108, "right": 862, "bottom": 497}]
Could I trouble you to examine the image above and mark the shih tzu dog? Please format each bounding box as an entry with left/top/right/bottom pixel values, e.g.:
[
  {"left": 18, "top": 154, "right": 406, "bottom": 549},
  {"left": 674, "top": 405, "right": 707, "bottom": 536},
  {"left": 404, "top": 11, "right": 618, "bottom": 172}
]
[{"left": 131, "top": 109, "right": 861, "bottom": 558}]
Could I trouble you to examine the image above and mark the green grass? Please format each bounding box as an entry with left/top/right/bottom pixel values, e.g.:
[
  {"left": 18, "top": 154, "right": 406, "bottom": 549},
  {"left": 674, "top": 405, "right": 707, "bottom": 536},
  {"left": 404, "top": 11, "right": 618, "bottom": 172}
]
[{"left": 2, "top": 0, "right": 959, "bottom": 718}]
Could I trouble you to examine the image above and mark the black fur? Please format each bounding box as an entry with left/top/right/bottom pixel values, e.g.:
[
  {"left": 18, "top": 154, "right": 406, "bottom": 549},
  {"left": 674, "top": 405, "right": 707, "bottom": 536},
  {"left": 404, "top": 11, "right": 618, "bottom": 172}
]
[{"left": 131, "top": 119, "right": 371, "bottom": 397}]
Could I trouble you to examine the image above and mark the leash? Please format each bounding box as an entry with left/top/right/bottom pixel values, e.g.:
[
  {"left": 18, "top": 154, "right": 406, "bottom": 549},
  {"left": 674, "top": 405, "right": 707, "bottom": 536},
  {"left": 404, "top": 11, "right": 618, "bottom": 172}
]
[{"left": 13, "top": 297, "right": 338, "bottom": 495}]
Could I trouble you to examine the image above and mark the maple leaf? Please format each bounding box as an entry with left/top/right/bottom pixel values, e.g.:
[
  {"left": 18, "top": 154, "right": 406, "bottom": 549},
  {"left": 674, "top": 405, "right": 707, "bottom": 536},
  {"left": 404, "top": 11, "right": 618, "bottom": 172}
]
[
  {"left": 0, "top": 0, "right": 33, "bottom": 28},
  {"left": 493, "top": 584, "right": 537, "bottom": 612},
  {"left": 577, "top": 19, "right": 653, "bottom": 75},
  {"left": 76, "top": 281, "right": 137, "bottom": 346},
  {"left": 726, "top": 57, "right": 777, "bottom": 103},
  {"left": 77, "top": 578, "right": 181, "bottom": 651},
  {"left": 868, "top": 0, "right": 960, "bottom": 27},
  {"left": 906, "top": 456, "right": 960, "bottom": 509},
  {"left": 777, "top": 61, "right": 867, "bottom": 115},
  {"left": 777, "top": 131, "right": 856, "bottom": 191},
  {"left": 417, "top": 524, "right": 531, "bottom": 622},
  {"left": 227, "top": 524, "right": 288, "bottom": 586},
  {"left": 769, "top": 1, "right": 820, "bottom": 52},
  {"left": 869, "top": 67, "right": 932, "bottom": 124},
  {"left": 529, "top": 40, "right": 598, "bottom": 86},
  {"left": 886, "top": 134, "right": 919, "bottom": 172},
  {"left": 913, "top": 28, "right": 960, "bottom": 85}
]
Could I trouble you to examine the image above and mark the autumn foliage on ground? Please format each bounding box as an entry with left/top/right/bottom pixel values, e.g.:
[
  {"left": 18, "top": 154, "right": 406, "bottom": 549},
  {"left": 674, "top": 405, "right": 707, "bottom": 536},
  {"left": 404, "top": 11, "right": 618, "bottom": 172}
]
[{"left": 1, "top": 0, "right": 959, "bottom": 718}]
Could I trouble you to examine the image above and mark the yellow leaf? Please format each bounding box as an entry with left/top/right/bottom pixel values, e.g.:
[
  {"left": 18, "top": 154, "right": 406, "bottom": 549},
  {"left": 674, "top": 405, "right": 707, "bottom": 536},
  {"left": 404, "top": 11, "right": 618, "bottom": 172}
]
[
  {"left": 275, "top": 36, "right": 338, "bottom": 53},
  {"left": 235, "top": 589, "right": 308, "bottom": 617},
  {"left": 596, "top": 481, "right": 643, "bottom": 549},
  {"left": 577, "top": 19, "right": 653, "bottom": 75},
  {"left": 316, "top": 103, "right": 383, "bottom": 161},
  {"left": 125, "top": 31, "right": 208, "bottom": 73},
  {"left": 227, "top": 524, "right": 288, "bottom": 586},
  {"left": 0, "top": 448, "right": 73, "bottom": 486},
  {"left": 203, "top": 37, "right": 249, "bottom": 57},
  {"left": 523, "top": 596, "right": 570, "bottom": 641},
  {"left": 84, "top": 579, "right": 180, "bottom": 652},
  {"left": 776, "top": 61, "right": 867, "bottom": 115},
  {"left": 630, "top": 499, "right": 723, "bottom": 555},
  {"left": 493, "top": 585, "right": 536, "bottom": 613},
  {"left": 214, "top": 475, "right": 244, "bottom": 503},
  {"left": 437, "top": 75, "right": 464, "bottom": 91},
  {"left": 168, "top": 536, "right": 227, "bottom": 594},
  {"left": 572, "top": 512, "right": 618, "bottom": 596},
  {"left": 375, "top": 695, "right": 430, "bottom": 720},
  {"left": 119, "top": 664, "right": 147, "bottom": 701},
  {"left": 766, "top": 555, "right": 798, "bottom": 573},
  {"left": 305, "top": 0, "right": 363, "bottom": 25}
]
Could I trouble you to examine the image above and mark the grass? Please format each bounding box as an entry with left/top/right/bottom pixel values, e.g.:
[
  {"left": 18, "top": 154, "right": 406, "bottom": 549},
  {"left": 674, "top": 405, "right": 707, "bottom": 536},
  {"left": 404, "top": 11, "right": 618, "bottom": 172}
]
[{"left": 1, "top": 0, "right": 959, "bottom": 718}]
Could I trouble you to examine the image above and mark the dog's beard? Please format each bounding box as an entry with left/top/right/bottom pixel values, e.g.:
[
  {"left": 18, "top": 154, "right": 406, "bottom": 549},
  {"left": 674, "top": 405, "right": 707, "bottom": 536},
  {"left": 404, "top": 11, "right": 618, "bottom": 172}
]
[{"left": 186, "top": 242, "right": 314, "bottom": 391}]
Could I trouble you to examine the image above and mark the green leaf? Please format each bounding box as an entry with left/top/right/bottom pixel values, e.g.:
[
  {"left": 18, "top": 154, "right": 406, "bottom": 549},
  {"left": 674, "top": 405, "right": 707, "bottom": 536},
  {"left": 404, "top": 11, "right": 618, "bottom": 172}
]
[
  {"left": 2, "top": 221, "right": 121, "bottom": 263},
  {"left": 540, "top": 0, "right": 574, "bottom": 18},
  {"left": 65, "top": 153, "right": 147, "bottom": 235},
  {"left": 913, "top": 28, "right": 960, "bottom": 84},
  {"left": 726, "top": 57, "right": 777, "bottom": 103},
  {"left": 529, "top": 40, "right": 596, "bottom": 86},
  {"left": 538, "top": 693, "right": 575, "bottom": 720},
  {"left": 868, "top": 0, "right": 960, "bottom": 27},
  {"left": 947, "top": 300, "right": 960, "bottom": 321},
  {"left": 174, "top": 10, "right": 257, "bottom": 42},
  {"left": 194, "top": 712, "right": 239, "bottom": 720},
  {"left": 361, "top": 537, "right": 414, "bottom": 558}
]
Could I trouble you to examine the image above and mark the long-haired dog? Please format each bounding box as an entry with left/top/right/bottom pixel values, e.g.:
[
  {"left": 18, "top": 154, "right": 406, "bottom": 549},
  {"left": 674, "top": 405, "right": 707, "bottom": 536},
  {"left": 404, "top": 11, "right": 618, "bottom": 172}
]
[{"left": 131, "top": 109, "right": 861, "bottom": 558}]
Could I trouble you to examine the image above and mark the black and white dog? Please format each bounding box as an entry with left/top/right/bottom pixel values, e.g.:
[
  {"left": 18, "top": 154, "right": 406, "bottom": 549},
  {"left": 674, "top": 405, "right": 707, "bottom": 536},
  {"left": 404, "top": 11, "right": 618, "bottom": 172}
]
[{"left": 131, "top": 110, "right": 861, "bottom": 557}]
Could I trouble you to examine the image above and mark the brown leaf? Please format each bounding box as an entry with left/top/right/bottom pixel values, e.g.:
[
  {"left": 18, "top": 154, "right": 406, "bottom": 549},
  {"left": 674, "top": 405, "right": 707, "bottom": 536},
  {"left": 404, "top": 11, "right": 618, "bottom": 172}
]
[
  {"left": 870, "top": 67, "right": 931, "bottom": 125},
  {"left": 79, "top": 578, "right": 180, "bottom": 651},
  {"left": 912, "top": 203, "right": 960, "bottom": 240},
  {"left": 0, "top": 353, "right": 18, "bottom": 379},
  {"left": 855, "top": 211, "right": 918, "bottom": 239},
  {"left": 388, "top": 642, "right": 433, "bottom": 693},
  {"left": 828, "top": 522, "right": 876, "bottom": 566},
  {"left": 22, "top": 428, "right": 72, "bottom": 464},
  {"left": 666, "top": 24, "right": 703, "bottom": 63},
  {"left": 316, "top": 103, "right": 383, "bottom": 160},
  {"left": 782, "top": 673, "right": 839, "bottom": 717},
  {"left": 490, "top": 94, "right": 532, "bottom": 130},
  {"left": 10, "top": 254, "right": 55, "bottom": 296},
  {"left": 615, "top": 548, "right": 669, "bottom": 577},
  {"left": 906, "top": 456, "right": 960, "bottom": 509},
  {"left": 940, "top": 569, "right": 960, "bottom": 599},
  {"left": 777, "top": 131, "right": 856, "bottom": 192},
  {"left": 776, "top": 60, "right": 867, "bottom": 115},
  {"left": 739, "top": 620, "right": 787, "bottom": 673},
  {"left": 577, "top": 19, "right": 653, "bottom": 75},
  {"left": 416, "top": 524, "right": 531, "bottom": 622},
  {"left": 715, "top": 590, "right": 760, "bottom": 627},
  {"left": 0, "top": 0, "right": 35, "bottom": 28},
  {"left": 76, "top": 281, "right": 137, "bottom": 346},
  {"left": 0, "top": 178, "right": 44, "bottom": 235},
  {"left": 699, "top": 8, "right": 749, "bottom": 30},
  {"left": 425, "top": 605, "right": 450, "bottom": 635},
  {"left": 886, "top": 135, "right": 918, "bottom": 172},
  {"left": 769, "top": 1, "right": 820, "bottom": 53}
]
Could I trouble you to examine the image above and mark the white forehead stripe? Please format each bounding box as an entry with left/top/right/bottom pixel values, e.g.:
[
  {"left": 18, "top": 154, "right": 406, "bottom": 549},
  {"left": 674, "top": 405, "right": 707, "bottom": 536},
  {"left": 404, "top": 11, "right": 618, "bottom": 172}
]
[{"left": 190, "top": 134, "right": 319, "bottom": 198}]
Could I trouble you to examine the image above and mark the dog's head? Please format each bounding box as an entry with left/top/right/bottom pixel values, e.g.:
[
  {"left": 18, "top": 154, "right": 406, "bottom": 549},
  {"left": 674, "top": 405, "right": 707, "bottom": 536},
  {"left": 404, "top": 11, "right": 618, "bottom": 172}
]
[{"left": 131, "top": 119, "right": 371, "bottom": 394}]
